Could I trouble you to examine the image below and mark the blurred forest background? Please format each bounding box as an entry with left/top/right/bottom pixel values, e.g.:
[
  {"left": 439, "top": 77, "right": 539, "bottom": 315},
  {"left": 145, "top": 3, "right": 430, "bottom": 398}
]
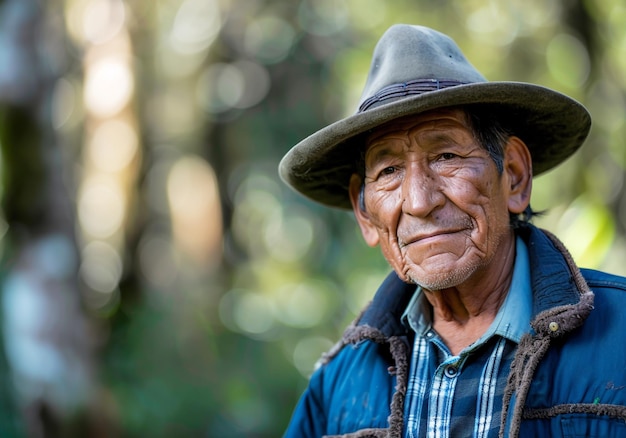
[{"left": 0, "top": 0, "right": 625, "bottom": 436}]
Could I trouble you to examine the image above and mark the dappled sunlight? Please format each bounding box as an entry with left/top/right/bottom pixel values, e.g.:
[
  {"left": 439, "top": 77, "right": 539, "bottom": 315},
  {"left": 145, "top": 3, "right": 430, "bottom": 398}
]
[
  {"left": 344, "top": 0, "right": 387, "bottom": 30},
  {"left": 557, "top": 196, "right": 615, "bottom": 269},
  {"left": 292, "top": 336, "right": 334, "bottom": 376},
  {"left": 66, "top": 0, "right": 126, "bottom": 45},
  {"left": 298, "top": 0, "right": 349, "bottom": 36},
  {"left": 167, "top": 155, "right": 223, "bottom": 267},
  {"left": 218, "top": 278, "right": 337, "bottom": 347},
  {"left": 71, "top": 0, "right": 140, "bottom": 315},
  {"left": 345, "top": 270, "right": 387, "bottom": 315},
  {"left": 218, "top": 288, "right": 278, "bottom": 338},
  {"left": 84, "top": 56, "right": 134, "bottom": 118},
  {"left": 197, "top": 59, "right": 271, "bottom": 113},
  {"left": 81, "top": 0, "right": 126, "bottom": 44},
  {"left": 232, "top": 290, "right": 276, "bottom": 335},
  {"left": 465, "top": 4, "right": 521, "bottom": 46},
  {"left": 273, "top": 281, "right": 332, "bottom": 328},
  {"left": 169, "top": 0, "right": 221, "bottom": 55},
  {"left": 199, "top": 63, "right": 246, "bottom": 111},
  {"left": 230, "top": 171, "right": 328, "bottom": 263},
  {"left": 244, "top": 15, "right": 296, "bottom": 64},
  {"left": 1, "top": 0, "right": 625, "bottom": 435},
  {"left": 87, "top": 119, "right": 139, "bottom": 172},
  {"left": 78, "top": 176, "right": 126, "bottom": 239},
  {"left": 546, "top": 33, "right": 590, "bottom": 89},
  {"left": 79, "top": 240, "right": 123, "bottom": 295},
  {"left": 263, "top": 209, "right": 315, "bottom": 263}
]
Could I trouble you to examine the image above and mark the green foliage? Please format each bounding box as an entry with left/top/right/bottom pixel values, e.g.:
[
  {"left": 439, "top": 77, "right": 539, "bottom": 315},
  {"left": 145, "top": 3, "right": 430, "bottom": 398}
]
[{"left": 1, "top": 0, "right": 625, "bottom": 437}]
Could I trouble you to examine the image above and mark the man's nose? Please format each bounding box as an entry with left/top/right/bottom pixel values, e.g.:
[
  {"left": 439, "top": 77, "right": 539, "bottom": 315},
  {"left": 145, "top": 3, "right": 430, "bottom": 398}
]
[{"left": 401, "top": 166, "right": 444, "bottom": 217}]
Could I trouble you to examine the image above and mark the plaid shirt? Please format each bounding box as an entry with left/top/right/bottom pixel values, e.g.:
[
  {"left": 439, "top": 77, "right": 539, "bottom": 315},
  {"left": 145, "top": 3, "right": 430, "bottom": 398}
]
[{"left": 402, "top": 238, "right": 532, "bottom": 437}]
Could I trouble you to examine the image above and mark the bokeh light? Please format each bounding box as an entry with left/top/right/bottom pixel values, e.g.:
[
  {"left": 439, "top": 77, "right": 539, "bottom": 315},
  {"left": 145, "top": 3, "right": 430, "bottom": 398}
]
[
  {"left": 298, "top": 0, "right": 349, "bottom": 36},
  {"left": 197, "top": 60, "right": 271, "bottom": 113},
  {"left": 167, "top": 155, "right": 223, "bottom": 265},
  {"left": 79, "top": 240, "right": 123, "bottom": 294},
  {"left": 244, "top": 15, "right": 295, "bottom": 64},
  {"left": 78, "top": 177, "right": 126, "bottom": 239},
  {"left": 169, "top": 0, "right": 222, "bottom": 54},
  {"left": 263, "top": 209, "right": 316, "bottom": 263},
  {"left": 87, "top": 119, "right": 139, "bottom": 173},
  {"left": 273, "top": 281, "right": 332, "bottom": 328},
  {"left": 292, "top": 336, "right": 334, "bottom": 376},
  {"left": 558, "top": 195, "right": 615, "bottom": 268},
  {"left": 546, "top": 33, "right": 590, "bottom": 89},
  {"left": 219, "top": 288, "right": 277, "bottom": 338},
  {"left": 81, "top": 0, "right": 126, "bottom": 44},
  {"left": 84, "top": 56, "right": 134, "bottom": 118},
  {"left": 344, "top": 0, "right": 387, "bottom": 30}
]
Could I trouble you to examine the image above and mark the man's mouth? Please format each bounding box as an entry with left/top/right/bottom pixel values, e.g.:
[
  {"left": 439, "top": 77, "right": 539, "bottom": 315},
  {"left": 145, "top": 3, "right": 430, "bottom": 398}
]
[
  {"left": 399, "top": 232, "right": 438, "bottom": 248},
  {"left": 398, "top": 228, "right": 465, "bottom": 248}
]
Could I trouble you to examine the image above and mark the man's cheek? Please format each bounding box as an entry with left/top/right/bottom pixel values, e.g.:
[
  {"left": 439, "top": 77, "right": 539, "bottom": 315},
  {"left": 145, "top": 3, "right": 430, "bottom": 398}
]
[{"left": 379, "top": 235, "right": 408, "bottom": 280}]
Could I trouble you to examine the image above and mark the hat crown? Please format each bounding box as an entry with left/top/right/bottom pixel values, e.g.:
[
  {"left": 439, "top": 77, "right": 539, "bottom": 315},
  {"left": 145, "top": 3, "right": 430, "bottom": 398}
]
[{"left": 359, "top": 25, "right": 487, "bottom": 110}]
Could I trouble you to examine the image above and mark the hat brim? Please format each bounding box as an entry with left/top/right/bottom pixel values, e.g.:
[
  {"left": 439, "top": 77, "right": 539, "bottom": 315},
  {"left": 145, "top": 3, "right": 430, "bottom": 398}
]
[{"left": 279, "top": 81, "right": 591, "bottom": 210}]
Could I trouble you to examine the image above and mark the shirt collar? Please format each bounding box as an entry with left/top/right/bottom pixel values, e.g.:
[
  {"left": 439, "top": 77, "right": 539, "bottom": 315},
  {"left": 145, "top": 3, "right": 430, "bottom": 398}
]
[{"left": 402, "top": 236, "right": 532, "bottom": 344}]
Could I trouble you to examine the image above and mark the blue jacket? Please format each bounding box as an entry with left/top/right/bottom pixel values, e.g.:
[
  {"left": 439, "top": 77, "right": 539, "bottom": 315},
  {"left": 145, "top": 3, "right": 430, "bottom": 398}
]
[{"left": 284, "top": 225, "right": 626, "bottom": 437}]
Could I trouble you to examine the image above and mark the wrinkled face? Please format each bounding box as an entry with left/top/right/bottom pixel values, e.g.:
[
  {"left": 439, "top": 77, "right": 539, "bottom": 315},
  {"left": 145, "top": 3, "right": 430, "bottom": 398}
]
[{"left": 349, "top": 108, "right": 531, "bottom": 290}]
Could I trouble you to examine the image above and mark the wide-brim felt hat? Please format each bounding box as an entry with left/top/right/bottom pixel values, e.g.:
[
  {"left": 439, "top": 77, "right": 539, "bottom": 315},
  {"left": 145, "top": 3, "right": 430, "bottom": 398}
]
[{"left": 279, "top": 24, "right": 591, "bottom": 209}]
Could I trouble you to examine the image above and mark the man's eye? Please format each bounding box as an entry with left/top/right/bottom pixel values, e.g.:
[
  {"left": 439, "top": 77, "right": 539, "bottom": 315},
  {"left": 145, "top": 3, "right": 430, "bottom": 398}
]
[
  {"left": 381, "top": 166, "right": 396, "bottom": 175},
  {"left": 440, "top": 153, "right": 457, "bottom": 160}
]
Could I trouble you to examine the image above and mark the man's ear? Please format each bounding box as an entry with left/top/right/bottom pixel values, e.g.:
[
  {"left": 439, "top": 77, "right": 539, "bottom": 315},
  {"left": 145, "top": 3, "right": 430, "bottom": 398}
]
[
  {"left": 504, "top": 136, "right": 533, "bottom": 214},
  {"left": 348, "top": 174, "right": 380, "bottom": 247}
]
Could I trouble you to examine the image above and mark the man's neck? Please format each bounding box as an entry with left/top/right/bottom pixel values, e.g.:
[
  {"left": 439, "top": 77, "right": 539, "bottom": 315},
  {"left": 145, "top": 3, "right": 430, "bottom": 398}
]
[
  {"left": 427, "top": 291, "right": 509, "bottom": 355},
  {"left": 423, "top": 242, "right": 516, "bottom": 356}
]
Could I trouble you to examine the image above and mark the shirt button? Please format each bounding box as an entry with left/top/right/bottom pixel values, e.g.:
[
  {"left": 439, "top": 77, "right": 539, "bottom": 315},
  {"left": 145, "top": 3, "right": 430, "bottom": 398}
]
[{"left": 444, "top": 365, "right": 458, "bottom": 378}]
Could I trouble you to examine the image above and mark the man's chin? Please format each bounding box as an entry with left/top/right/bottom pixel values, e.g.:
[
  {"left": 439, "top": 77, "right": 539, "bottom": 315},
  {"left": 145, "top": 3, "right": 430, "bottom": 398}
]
[{"left": 404, "top": 266, "right": 473, "bottom": 292}]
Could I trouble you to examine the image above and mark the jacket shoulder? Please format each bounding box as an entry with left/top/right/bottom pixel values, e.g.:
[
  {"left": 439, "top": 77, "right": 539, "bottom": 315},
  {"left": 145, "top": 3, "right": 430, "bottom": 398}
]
[
  {"left": 295, "top": 337, "right": 395, "bottom": 435},
  {"left": 581, "top": 268, "right": 626, "bottom": 292}
]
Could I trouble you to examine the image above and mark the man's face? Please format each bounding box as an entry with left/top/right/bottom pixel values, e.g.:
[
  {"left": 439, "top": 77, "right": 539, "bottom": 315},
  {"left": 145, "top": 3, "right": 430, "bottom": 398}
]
[{"left": 349, "top": 108, "right": 531, "bottom": 291}]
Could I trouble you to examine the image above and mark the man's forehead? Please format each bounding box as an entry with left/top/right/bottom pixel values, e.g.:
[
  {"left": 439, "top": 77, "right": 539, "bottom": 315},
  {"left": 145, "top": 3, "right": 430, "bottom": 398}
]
[{"left": 365, "top": 107, "right": 469, "bottom": 145}]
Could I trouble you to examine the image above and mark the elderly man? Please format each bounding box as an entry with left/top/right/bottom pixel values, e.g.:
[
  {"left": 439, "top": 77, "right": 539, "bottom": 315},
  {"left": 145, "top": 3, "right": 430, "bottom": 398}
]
[{"left": 279, "top": 25, "right": 626, "bottom": 438}]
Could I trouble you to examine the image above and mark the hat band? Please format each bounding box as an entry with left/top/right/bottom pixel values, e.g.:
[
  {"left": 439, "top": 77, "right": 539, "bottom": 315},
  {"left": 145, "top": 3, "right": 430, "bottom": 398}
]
[{"left": 358, "top": 79, "right": 467, "bottom": 112}]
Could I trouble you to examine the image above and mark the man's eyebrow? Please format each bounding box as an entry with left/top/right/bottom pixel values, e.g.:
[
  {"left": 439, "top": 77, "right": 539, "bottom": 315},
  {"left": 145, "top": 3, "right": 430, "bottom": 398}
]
[{"left": 364, "top": 143, "right": 399, "bottom": 165}]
